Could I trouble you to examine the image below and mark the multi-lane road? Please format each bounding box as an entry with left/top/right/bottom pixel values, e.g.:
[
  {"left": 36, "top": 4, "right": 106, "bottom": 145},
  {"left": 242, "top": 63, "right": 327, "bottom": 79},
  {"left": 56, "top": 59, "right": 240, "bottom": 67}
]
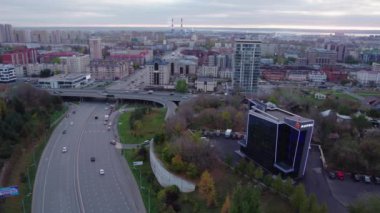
[{"left": 32, "top": 103, "right": 145, "bottom": 213}]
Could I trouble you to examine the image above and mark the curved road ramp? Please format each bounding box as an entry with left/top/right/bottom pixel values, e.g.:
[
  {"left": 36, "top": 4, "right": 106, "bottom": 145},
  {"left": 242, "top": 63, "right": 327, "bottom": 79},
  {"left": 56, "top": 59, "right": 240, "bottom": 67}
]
[{"left": 149, "top": 140, "right": 196, "bottom": 193}]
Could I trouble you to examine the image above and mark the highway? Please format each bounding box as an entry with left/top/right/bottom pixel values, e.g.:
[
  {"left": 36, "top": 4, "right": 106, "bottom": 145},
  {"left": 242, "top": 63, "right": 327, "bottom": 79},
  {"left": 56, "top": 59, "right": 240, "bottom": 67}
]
[{"left": 32, "top": 103, "right": 145, "bottom": 213}]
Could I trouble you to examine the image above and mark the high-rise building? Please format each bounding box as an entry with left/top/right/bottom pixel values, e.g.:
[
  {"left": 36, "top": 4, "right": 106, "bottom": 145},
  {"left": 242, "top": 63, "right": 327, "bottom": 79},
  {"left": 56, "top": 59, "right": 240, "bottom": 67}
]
[
  {"left": 146, "top": 59, "right": 170, "bottom": 85},
  {"left": 233, "top": 39, "right": 261, "bottom": 93},
  {"left": 14, "top": 29, "right": 31, "bottom": 43},
  {"left": 89, "top": 37, "right": 103, "bottom": 60},
  {"left": 4, "top": 24, "right": 14, "bottom": 42},
  {"left": 0, "top": 64, "right": 17, "bottom": 83},
  {"left": 0, "top": 24, "right": 5, "bottom": 42},
  {"left": 238, "top": 100, "right": 314, "bottom": 178}
]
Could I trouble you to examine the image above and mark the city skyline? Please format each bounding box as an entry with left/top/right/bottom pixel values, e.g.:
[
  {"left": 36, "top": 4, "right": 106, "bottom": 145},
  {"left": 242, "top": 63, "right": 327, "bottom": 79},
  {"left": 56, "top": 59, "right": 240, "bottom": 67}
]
[{"left": 1, "top": 0, "right": 380, "bottom": 30}]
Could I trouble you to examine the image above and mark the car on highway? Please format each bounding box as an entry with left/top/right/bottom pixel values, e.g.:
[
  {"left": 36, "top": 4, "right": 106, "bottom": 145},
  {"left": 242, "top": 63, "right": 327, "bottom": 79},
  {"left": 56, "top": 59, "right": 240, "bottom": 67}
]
[
  {"left": 90, "top": 157, "right": 95, "bottom": 162},
  {"left": 148, "top": 90, "right": 153, "bottom": 94},
  {"left": 62, "top": 147, "right": 67, "bottom": 153},
  {"left": 62, "top": 130, "right": 67, "bottom": 134},
  {"left": 110, "top": 140, "right": 116, "bottom": 145},
  {"left": 99, "top": 169, "right": 105, "bottom": 175}
]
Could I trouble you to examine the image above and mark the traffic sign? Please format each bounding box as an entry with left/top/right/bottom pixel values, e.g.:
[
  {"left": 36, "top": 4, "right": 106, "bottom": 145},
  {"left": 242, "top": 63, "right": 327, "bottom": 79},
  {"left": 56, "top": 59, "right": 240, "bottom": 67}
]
[{"left": 0, "top": 186, "right": 19, "bottom": 199}]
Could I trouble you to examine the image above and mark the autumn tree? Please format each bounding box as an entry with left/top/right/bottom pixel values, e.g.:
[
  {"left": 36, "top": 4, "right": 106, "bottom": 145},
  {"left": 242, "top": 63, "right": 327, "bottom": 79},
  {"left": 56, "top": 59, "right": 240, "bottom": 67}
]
[
  {"left": 171, "top": 154, "right": 185, "bottom": 172},
  {"left": 221, "top": 194, "right": 231, "bottom": 213},
  {"left": 198, "top": 170, "right": 217, "bottom": 207}
]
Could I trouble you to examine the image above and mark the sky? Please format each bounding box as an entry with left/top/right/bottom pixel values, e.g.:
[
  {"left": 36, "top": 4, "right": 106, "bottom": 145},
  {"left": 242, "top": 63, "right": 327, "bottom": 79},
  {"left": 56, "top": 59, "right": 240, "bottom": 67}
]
[{"left": 1, "top": 0, "right": 380, "bottom": 30}]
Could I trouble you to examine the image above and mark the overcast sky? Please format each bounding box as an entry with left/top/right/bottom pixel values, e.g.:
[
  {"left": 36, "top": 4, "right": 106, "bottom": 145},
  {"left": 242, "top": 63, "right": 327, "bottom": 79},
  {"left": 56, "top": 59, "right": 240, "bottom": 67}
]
[{"left": 1, "top": 0, "right": 379, "bottom": 30}]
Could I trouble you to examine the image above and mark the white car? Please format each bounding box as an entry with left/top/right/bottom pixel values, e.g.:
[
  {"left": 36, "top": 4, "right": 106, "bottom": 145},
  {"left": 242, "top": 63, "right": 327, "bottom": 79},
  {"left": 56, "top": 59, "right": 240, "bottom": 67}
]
[
  {"left": 99, "top": 169, "right": 105, "bottom": 175},
  {"left": 62, "top": 147, "right": 67, "bottom": 153},
  {"left": 70, "top": 121, "right": 74, "bottom": 126}
]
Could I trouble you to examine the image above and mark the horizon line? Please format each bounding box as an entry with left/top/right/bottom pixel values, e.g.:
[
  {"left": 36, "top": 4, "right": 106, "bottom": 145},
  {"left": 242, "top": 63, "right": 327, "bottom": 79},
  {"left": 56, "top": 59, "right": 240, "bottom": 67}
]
[{"left": 13, "top": 24, "right": 380, "bottom": 32}]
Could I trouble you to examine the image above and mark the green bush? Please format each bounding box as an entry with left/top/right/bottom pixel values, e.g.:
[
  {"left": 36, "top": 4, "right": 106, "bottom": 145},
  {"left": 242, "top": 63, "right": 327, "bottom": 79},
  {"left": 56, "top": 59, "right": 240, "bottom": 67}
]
[{"left": 186, "top": 163, "right": 199, "bottom": 179}]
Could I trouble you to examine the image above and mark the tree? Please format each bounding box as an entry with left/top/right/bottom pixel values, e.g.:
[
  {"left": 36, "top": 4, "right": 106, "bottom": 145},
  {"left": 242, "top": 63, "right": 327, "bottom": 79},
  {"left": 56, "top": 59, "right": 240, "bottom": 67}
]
[
  {"left": 175, "top": 80, "right": 188, "bottom": 93},
  {"left": 272, "top": 174, "right": 284, "bottom": 193},
  {"left": 171, "top": 154, "right": 185, "bottom": 172},
  {"left": 221, "top": 194, "right": 231, "bottom": 213},
  {"left": 230, "top": 184, "right": 261, "bottom": 213},
  {"left": 40, "top": 69, "right": 53, "bottom": 78},
  {"left": 198, "top": 170, "right": 217, "bottom": 207},
  {"left": 254, "top": 167, "right": 264, "bottom": 180},
  {"left": 158, "top": 185, "right": 181, "bottom": 212},
  {"left": 352, "top": 115, "right": 371, "bottom": 137},
  {"left": 290, "top": 184, "right": 307, "bottom": 212},
  {"left": 283, "top": 177, "right": 294, "bottom": 196},
  {"left": 51, "top": 57, "right": 61, "bottom": 64},
  {"left": 246, "top": 162, "right": 256, "bottom": 178}
]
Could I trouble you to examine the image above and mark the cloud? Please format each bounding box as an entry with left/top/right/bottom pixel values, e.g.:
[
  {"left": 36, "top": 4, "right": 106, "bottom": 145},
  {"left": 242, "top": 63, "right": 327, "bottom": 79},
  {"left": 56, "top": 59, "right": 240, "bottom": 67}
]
[{"left": 0, "top": 0, "right": 379, "bottom": 30}]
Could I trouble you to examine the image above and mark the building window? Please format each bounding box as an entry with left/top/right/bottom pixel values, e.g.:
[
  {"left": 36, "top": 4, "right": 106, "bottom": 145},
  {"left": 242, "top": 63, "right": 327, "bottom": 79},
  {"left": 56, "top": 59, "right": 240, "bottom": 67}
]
[
  {"left": 154, "top": 63, "right": 159, "bottom": 71},
  {"left": 171, "top": 63, "right": 174, "bottom": 75}
]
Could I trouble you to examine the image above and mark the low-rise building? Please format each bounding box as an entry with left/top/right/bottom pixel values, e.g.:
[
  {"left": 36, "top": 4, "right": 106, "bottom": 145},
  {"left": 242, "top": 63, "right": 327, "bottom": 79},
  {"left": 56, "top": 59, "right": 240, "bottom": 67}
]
[
  {"left": 262, "top": 69, "right": 286, "bottom": 81},
  {"left": 198, "top": 66, "right": 218, "bottom": 78},
  {"left": 87, "top": 59, "right": 131, "bottom": 81},
  {"left": 25, "top": 63, "right": 68, "bottom": 77},
  {"left": 287, "top": 70, "right": 308, "bottom": 81},
  {"left": 314, "top": 93, "right": 327, "bottom": 100},
  {"left": 308, "top": 71, "right": 327, "bottom": 83},
  {"left": 38, "top": 73, "right": 91, "bottom": 88},
  {"left": 356, "top": 70, "right": 380, "bottom": 86},
  {"left": 0, "top": 64, "right": 16, "bottom": 82},
  {"left": 195, "top": 77, "right": 217, "bottom": 92}
]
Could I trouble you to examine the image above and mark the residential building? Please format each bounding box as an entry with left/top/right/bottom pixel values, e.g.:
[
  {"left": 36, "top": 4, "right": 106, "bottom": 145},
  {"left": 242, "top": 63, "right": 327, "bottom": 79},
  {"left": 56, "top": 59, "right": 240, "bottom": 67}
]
[
  {"left": 360, "top": 49, "right": 380, "bottom": 64},
  {"left": 38, "top": 73, "right": 91, "bottom": 89},
  {"left": 195, "top": 78, "right": 217, "bottom": 92},
  {"left": 0, "top": 64, "right": 16, "bottom": 82},
  {"left": 323, "top": 66, "right": 348, "bottom": 83},
  {"left": 306, "top": 48, "right": 337, "bottom": 66},
  {"left": 31, "top": 30, "right": 50, "bottom": 43},
  {"left": 287, "top": 70, "right": 308, "bottom": 81},
  {"left": 219, "top": 70, "right": 233, "bottom": 79},
  {"left": 146, "top": 59, "right": 170, "bottom": 85},
  {"left": 239, "top": 100, "right": 314, "bottom": 178},
  {"left": 25, "top": 63, "right": 68, "bottom": 77},
  {"left": 308, "top": 71, "right": 327, "bottom": 83},
  {"left": 262, "top": 69, "right": 286, "bottom": 81},
  {"left": 109, "top": 49, "right": 152, "bottom": 65},
  {"left": 164, "top": 55, "right": 198, "bottom": 76},
  {"left": 1, "top": 48, "right": 38, "bottom": 65},
  {"left": 61, "top": 55, "right": 90, "bottom": 73},
  {"left": 356, "top": 70, "right": 380, "bottom": 86},
  {"left": 87, "top": 59, "right": 130, "bottom": 80},
  {"left": 324, "top": 43, "right": 346, "bottom": 62},
  {"left": 233, "top": 39, "right": 261, "bottom": 93},
  {"left": 14, "top": 29, "right": 31, "bottom": 43},
  {"left": 39, "top": 52, "right": 77, "bottom": 63},
  {"left": 89, "top": 37, "right": 103, "bottom": 60},
  {"left": 373, "top": 63, "right": 380, "bottom": 72},
  {"left": 3, "top": 24, "right": 14, "bottom": 42},
  {"left": 198, "top": 66, "right": 218, "bottom": 78}
]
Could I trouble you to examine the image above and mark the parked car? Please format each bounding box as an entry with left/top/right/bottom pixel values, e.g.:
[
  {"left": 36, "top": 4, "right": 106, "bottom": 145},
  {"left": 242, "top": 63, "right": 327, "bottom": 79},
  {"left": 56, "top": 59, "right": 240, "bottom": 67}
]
[
  {"left": 90, "top": 157, "right": 95, "bottom": 162},
  {"left": 372, "top": 176, "right": 380, "bottom": 184},
  {"left": 352, "top": 173, "right": 363, "bottom": 182},
  {"left": 94, "top": 116, "right": 98, "bottom": 120},
  {"left": 110, "top": 140, "right": 116, "bottom": 145},
  {"left": 99, "top": 169, "right": 105, "bottom": 175},
  {"left": 336, "top": 171, "right": 345, "bottom": 180},
  {"left": 364, "top": 175, "right": 372, "bottom": 184},
  {"left": 62, "top": 130, "right": 67, "bottom": 134},
  {"left": 328, "top": 171, "right": 336, "bottom": 179}
]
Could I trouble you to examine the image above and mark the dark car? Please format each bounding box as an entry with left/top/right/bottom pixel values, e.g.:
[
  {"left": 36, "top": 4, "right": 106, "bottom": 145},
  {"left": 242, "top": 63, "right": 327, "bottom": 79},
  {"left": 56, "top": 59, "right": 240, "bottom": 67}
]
[
  {"left": 94, "top": 116, "right": 98, "bottom": 120},
  {"left": 328, "top": 171, "right": 336, "bottom": 179},
  {"left": 62, "top": 130, "right": 67, "bottom": 134},
  {"left": 90, "top": 157, "right": 95, "bottom": 162},
  {"left": 352, "top": 173, "right": 363, "bottom": 182},
  {"left": 372, "top": 176, "right": 380, "bottom": 184},
  {"left": 72, "top": 110, "right": 76, "bottom": 114},
  {"left": 110, "top": 140, "right": 116, "bottom": 145}
]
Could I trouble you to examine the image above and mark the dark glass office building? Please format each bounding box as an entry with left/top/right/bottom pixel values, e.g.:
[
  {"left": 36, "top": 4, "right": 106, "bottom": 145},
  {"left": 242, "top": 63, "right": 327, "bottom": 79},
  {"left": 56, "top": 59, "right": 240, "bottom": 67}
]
[{"left": 239, "top": 100, "right": 314, "bottom": 178}]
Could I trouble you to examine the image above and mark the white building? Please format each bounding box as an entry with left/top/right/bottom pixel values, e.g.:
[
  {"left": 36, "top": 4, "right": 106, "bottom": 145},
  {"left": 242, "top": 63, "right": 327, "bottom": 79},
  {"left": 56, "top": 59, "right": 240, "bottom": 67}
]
[
  {"left": 198, "top": 66, "right": 218, "bottom": 78},
  {"left": 146, "top": 59, "right": 170, "bottom": 85},
  {"left": 89, "top": 37, "right": 102, "bottom": 60},
  {"left": 373, "top": 63, "right": 380, "bottom": 72},
  {"left": 308, "top": 71, "right": 327, "bottom": 83},
  {"left": 356, "top": 70, "right": 380, "bottom": 86},
  {"left": 0, "top": 64, "right": 16, "bottom": 82},
  {"left": 38, "top": 73, "right": 91, "bottom": 89},
  {"left": 233, "top": 39, "right": 261, "bottom": 93},
  {"left": 61, "top": 55, "right": 90, "bottom": 73},
  {"left": 195, "top": 78, "right": 217, "bottom": 92}
]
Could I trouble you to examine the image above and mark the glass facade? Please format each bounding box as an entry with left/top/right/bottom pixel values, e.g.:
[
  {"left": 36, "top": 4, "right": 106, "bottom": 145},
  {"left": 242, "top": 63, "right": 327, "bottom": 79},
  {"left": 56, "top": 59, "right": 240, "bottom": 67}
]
[
  {"left": 276, "top": 124, "right": 299, "bottom": 171},
  {"left": 242, "top": 114, "right": 277, "bottom": 170}
]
